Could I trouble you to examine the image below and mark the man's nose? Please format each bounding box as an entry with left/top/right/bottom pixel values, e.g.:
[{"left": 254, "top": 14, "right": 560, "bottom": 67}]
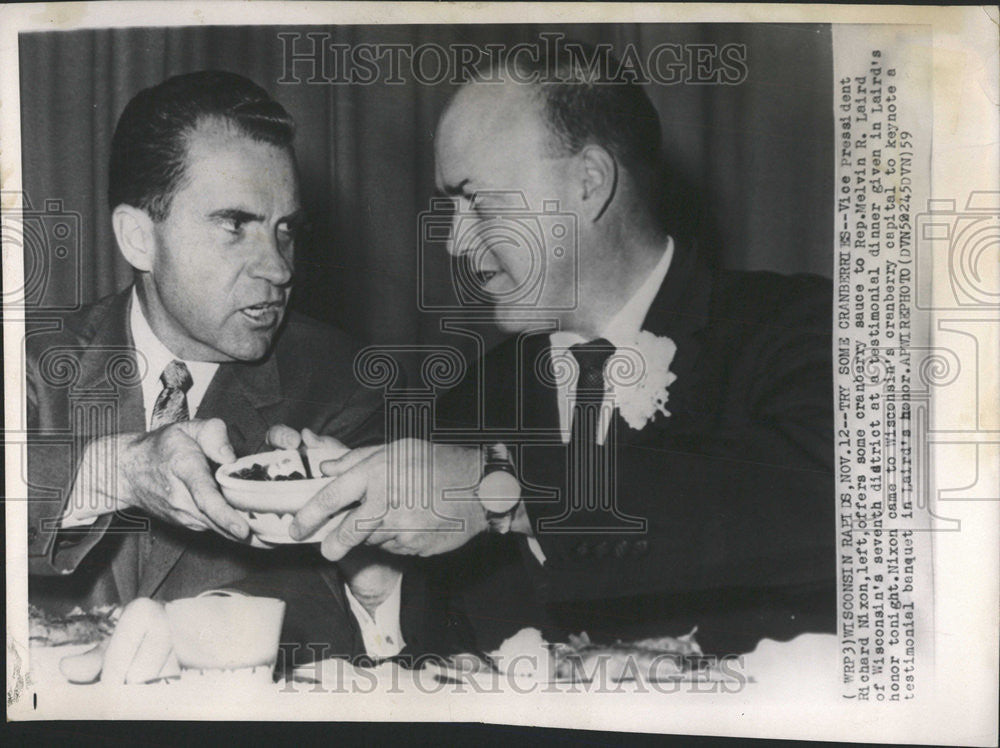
[{"left": 249, "top": 232, "right": 293, "bottom": 285}]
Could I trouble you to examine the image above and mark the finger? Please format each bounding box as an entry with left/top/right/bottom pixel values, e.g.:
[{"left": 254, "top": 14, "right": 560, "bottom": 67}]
[
  {"left": 319, "top": 506, "right": 378, "bottom": 561},
  {"left": 301, "top": 428, "right": 347, "bottom": 451},
  {"left": 339, "top": 544, "right": 400, "bottom": 572},
  {"left": 178, "top": 466, "right": 250, "bottom": 539},
  {"left": 378, "top": 537, "right": 419, "bottom": 555},
  {"left": 318, "top": 445, "right": 382, "bottom": 478},
  {"left": 60, "top": 640, "right": 109, "bottom": 684},
  {"left": 304, "top": 430, "right": 352, "bottom": 465},
  {"left": 290, "top": 464, "right": 371, "bottom": 540},
  {"left": 174, "top": 513, "right": 211, "bottom": 532},
  {"left": 187, "top": 418, "right": 237, "bottom": 465},
  {"left": 101, "top": 598, "right": 165, "bottom": 685},
  {"left": 366, "top": 528, "right": 401, "bottom": 547},
  {"left": 371, "top": 529, "right": 424, "bottom": 556},
  {"left": 267, "top": 424, "right": 302, "bottom": 450},
  {"left": 166, "top": 500, "right": 212, "bottom": 532}
]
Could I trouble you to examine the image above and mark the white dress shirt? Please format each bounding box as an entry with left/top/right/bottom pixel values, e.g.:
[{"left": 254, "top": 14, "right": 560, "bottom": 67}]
[
  {"left": 129, "top": 288, "right": 220, "bottom": 429},
  {"left": 60, "top": 289, "right": 220, "bottom": 527},
  {"left": 523, "top": 239, "right": 673, "bottom": 565},
  {"left": 549, "top": 237, "right": 674, "bottom": 446},
  {"left": 343, "top": 574, "right": 406, "bottom": 659}
]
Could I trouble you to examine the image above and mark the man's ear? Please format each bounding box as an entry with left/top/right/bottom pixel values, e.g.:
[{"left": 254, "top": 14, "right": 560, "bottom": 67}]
[
  {"left": 578, "top": 145, "right": 618, "bottom": 223},
  {"left": 111, "top": 204, "right": 157, "bottom": 272}
]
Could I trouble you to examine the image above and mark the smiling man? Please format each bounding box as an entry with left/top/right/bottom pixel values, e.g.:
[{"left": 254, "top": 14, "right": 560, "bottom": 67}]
[
  {"left": 292, "top": 44, "right": 836, "bottom": 657},
  {"left": 27, "top": 71, "right": 385, "bottom": 613},
  {"left": 433, "top": 76, "right": 664, "bottom": 338}
]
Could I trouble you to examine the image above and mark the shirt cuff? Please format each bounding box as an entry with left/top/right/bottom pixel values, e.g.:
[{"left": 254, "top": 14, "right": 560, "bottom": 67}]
[{"left": 60, "top": 448, "right": 122, "bottom": 528}]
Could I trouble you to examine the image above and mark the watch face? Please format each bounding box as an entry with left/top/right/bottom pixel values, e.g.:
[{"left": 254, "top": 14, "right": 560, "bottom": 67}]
[{"left": 478, "top": 470, "right": 521, "bottom": 513}]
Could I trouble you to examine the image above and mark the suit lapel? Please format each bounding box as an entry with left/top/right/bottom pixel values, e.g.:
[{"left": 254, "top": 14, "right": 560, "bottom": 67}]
[
  {"left": 517, "top": 246, "right": 715, "bottom": 445},
  {"left": 74, "top": 289, "right": 146, "bottom": 435},
  {"left": 195, "top": 355, "right": 282, "bottom": 455},
  {"left": 517, "top": 332, "right": 561, "bottom": 434},
  {"left": 615, "top": 245, "right": 715, "bottom": 444}
]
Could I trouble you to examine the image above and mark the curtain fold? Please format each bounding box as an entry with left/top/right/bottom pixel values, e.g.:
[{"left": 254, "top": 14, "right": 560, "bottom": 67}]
[{"left": 19, "top": 24, "right": 832, "bottom": 365}]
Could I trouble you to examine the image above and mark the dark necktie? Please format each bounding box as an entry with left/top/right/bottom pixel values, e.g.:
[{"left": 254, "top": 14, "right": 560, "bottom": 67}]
[
  {"left": 568, "top": 338, "right": 615, "bottom": 513},
  {"left": 569, "top": 338, "right": 616, "bottom": 445},
  {"left": 539, "top": 338, "right": 645, "bottom": 533},
  {"left": 139, "top": 360, "right": 193, "bottom": 579}
]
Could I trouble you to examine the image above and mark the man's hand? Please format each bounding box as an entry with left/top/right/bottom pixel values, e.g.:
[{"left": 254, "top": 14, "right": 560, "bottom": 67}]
[
  {"left": 60, "top": 598, "right": 179, "bottom": 685},
  {"left": 70, "top": 418, "right": 249, "bottom": 540},
  {"left": 289, "top": 439, "right": 487, "bottom": 561}
]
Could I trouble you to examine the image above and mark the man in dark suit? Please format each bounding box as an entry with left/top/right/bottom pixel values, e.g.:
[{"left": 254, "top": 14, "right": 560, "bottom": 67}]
[
  {"left": 26, "top": 71, "right": 417, "bottom": 681},
  {"left": 288, "top": 45, "right": 836, "bottom": 657},
  {"left": 434, "top": 248, "right": 834, "bottom": 655}
]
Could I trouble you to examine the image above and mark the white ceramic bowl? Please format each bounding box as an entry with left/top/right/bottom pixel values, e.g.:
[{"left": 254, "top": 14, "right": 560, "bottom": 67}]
[{"left": 216, "top": 448, "right": 346, "bottom": 544}]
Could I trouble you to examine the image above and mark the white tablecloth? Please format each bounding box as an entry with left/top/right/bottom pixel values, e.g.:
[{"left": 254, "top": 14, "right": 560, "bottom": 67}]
[{"left": 18, "top": 633, "right": 842, "bottom": 722}]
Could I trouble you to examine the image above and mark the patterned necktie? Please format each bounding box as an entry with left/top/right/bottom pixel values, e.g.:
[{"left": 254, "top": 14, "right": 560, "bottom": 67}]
[{"left": 150, "top": 360, "right": 193, "bottom": 430}]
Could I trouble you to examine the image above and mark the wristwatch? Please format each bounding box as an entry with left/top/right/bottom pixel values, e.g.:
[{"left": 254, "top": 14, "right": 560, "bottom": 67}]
[{"left": 476, "top": 443, "right": 521, "bottom": 534}]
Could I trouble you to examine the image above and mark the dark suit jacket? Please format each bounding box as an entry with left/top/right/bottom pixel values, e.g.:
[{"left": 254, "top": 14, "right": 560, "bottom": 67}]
[
  {"left": 27, "top": 288, "right": 384, "bottom": 613},
  {"left": 436, "top": 248, "right": 837, "bottom": 655}
]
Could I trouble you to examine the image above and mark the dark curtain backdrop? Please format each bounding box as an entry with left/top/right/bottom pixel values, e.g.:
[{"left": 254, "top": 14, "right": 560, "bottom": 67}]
[{"left": 20, "top": 24, "right": 832, "bottom": 364}]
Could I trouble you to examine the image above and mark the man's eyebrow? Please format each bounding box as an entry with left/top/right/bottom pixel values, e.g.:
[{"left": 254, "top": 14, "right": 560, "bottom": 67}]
[
  {"left": 208, "top": 208, "right": 306, "bottom": 226},
  {"left": 208, "top": 208, "right": 264, "bottom": 223}
]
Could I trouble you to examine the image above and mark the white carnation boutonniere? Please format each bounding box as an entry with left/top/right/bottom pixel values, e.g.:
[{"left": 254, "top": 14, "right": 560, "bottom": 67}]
[{"left": 607, "top": 331, "right": 678, "bottom": 430}]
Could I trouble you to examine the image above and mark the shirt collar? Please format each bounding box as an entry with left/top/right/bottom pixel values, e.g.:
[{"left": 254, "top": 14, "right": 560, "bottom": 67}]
[
  {"left": 129, "top": 287, "right": 220, "bottom": 422},
  {"left": 551, "top": 236, "right": 674, "bottom": 349}
]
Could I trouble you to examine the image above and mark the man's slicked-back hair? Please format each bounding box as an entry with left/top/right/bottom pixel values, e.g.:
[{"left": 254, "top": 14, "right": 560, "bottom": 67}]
[
  {"left": 472, "top": 40, "right": 666, "bottom": 219},
  {"left": 109, "top": 70, "right": 295, "bottom": 221}
]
